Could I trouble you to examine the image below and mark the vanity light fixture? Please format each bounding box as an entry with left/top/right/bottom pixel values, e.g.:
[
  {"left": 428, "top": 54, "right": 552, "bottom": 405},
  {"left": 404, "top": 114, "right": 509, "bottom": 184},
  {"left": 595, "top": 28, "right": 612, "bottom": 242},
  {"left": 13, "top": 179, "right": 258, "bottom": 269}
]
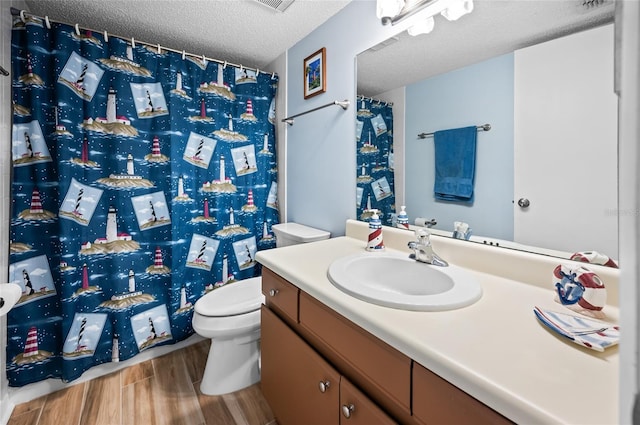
[
  {"left": 376, "top": 0, "right": 406, "bottom": 25},
  {"left": 377, "top": 0, "right": 474, "bottom": 36}
]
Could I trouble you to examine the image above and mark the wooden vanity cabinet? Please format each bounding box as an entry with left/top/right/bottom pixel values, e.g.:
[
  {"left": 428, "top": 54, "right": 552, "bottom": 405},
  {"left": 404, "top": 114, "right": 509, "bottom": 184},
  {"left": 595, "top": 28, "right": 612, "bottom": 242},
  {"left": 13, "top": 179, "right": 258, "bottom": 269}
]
[
  {"left": 261, "top": 267, "right": 299, "bottom": 325},
  {"left": 261, "top": 267, "right": 512, "bottom": 425},
  {"left": 340, "top": 376, "right": 397, "bottom": 425},
  {"left": 298, "top": 291, "right": 413, "bottom": 424},
  {"left": 261, "top": 305, "right": 396, "bottom": 425},
  {"left": 261, "top": 306, "right": 340, "bottom": 425},
  {"left": 413, "top": 363, "right": 513, "bottom": 425}
]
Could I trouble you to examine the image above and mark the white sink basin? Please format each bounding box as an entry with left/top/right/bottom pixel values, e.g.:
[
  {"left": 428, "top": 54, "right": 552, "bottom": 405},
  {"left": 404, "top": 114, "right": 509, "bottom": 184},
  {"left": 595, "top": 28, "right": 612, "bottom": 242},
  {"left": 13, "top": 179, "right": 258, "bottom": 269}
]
[{"left": 327, "top": 251, "right": 482, "bottom": 311}]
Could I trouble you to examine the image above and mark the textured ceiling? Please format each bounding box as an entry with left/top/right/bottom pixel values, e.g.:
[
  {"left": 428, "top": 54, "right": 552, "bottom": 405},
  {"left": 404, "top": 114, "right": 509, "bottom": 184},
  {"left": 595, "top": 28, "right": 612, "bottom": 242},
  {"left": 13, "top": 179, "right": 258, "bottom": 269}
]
[
  {"left": 21, "top": 0, "right": 615, "bottom": 96},
  {"left": 23, "top": 0, "right": 352, "bottom": 70}
]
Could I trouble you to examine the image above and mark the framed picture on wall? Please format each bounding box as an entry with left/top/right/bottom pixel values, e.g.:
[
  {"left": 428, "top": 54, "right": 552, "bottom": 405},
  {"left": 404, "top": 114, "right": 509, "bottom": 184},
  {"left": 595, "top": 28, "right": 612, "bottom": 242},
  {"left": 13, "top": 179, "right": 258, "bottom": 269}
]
[{"left": 303, "top": 47, "right": 326, "bottom": 99}]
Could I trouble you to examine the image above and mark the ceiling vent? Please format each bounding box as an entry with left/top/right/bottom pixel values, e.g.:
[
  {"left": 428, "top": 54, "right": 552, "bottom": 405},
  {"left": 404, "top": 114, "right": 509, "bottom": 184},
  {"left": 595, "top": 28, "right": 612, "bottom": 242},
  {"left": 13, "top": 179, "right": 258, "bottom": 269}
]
[{"left": 253, "top": 0, "right": 295, "bottom": 12}]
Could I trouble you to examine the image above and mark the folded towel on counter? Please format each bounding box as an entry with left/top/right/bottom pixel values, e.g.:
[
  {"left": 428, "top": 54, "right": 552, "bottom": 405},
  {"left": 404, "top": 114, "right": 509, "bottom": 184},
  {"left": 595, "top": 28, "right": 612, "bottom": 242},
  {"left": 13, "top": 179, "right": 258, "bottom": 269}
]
[
  {"left": 533, "top": 306, "right": 619, "bottom": 352},
  {"left": 433, "top": 126, "right": 477, "bottom": 203}
]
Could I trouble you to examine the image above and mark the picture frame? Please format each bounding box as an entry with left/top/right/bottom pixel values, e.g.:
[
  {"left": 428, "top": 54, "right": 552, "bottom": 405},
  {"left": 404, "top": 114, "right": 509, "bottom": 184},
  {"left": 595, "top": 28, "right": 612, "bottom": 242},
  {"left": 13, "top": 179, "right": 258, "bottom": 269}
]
[{"left": 303, "top": 47, "right": 326, "bottom": 99}]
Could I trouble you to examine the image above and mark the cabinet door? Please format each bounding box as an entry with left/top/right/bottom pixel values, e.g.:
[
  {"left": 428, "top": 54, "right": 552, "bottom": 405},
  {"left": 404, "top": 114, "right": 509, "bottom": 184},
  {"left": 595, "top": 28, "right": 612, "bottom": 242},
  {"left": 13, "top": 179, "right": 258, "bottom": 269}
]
[
  {"left": 261, "top": 306, "right": 340, "bottom": 425},
  {"left": 413, "top": 362, "right": 512, "bottom": 425},
  {"left": 339, "top": 377, "right": 397, "bottom": 425},
  {"left": 299, "top": 292, "right": 411, "bottom": 415}
]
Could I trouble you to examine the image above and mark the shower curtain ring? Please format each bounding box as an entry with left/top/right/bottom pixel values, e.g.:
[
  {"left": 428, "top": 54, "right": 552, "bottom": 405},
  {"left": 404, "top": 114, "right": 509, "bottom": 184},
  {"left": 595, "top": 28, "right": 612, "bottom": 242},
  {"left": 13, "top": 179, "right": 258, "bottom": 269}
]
[
  {"left": 104, "top": 30, "right": 108, "bottom": 42},
  {"left": 256, "top": 68, "right": 260, "bottom": 76},
  {"left": 75, "top": 24, "right": 80, "bottom": 36},
  {"left": 202, "top": 54, "right": 207, "bottom": 66},
  {"left": 182, "top": 50, "right": 186, "bottom": 60},
  {"left": 157, "top": 44, "right": 161, "bottom": 54},
  {"left": 223, "top": 61, "right": 227, "bottom": 69},
  {"left": 44, "top": 16, "right": 51, "bottom": 29},
  {"left": 131, "top": 37, "right": 135, "bottom": 48},
  {"left": 19, "top": 10, "right": 26, "bottom": 23}
]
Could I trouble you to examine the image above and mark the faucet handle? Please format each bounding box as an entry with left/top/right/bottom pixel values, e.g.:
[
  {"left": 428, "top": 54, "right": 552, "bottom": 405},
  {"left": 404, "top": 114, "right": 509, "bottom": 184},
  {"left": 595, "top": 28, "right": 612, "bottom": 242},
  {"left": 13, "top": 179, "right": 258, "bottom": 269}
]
[{"left": 414, "top": 228, "right": 430, "bottom": 240}]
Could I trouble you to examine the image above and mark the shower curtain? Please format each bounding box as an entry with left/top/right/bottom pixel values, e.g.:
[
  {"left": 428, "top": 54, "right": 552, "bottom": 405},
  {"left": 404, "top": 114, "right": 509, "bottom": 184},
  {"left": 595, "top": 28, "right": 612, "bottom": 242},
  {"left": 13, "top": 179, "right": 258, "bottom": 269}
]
[
  {"left": 355, "top": 96, "right": 395, "bottom": 225},
  {"left": 8, "top": 15, "right": 279, "bottom": 386}
]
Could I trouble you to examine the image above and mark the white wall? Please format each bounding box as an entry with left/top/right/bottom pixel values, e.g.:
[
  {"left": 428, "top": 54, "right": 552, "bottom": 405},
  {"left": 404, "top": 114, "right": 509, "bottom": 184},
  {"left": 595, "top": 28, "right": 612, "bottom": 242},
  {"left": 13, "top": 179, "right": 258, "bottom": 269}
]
[{"left": 267, "top": 52, "right": 288, "bottom": 223}]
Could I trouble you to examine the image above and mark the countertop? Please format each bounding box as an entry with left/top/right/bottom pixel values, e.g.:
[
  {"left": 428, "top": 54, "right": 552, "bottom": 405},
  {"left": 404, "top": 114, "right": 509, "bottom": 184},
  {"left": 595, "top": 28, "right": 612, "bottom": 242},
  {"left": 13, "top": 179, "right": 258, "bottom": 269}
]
[{"left": 255, "top": 221, "right": 619, "bottom": 425}]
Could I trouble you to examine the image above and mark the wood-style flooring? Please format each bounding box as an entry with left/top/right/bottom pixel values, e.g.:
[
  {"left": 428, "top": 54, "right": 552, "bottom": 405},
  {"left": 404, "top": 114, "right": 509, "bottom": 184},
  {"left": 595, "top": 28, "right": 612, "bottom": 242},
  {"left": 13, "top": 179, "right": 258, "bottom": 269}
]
[{"left": 8, "top": 339, "right": 276, "bottom": 425}]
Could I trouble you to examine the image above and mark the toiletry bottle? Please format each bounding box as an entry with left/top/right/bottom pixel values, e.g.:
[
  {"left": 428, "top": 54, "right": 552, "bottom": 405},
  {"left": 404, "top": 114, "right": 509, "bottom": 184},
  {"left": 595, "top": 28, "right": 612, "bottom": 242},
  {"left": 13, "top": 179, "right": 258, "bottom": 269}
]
[
  {"left": 397, "top": 205, "right": 409, "bottom": 230},
  {"left": 366, "top": 210, "right": 385, "bottom": 251}
]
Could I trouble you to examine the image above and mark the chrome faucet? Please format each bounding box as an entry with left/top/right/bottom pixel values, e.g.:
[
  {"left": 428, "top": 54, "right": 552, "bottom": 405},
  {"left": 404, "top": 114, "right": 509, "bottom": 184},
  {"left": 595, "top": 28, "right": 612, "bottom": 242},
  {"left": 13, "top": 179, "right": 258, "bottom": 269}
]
[{"left": 407, "top": 228, "right": 448, "bottom": 267}]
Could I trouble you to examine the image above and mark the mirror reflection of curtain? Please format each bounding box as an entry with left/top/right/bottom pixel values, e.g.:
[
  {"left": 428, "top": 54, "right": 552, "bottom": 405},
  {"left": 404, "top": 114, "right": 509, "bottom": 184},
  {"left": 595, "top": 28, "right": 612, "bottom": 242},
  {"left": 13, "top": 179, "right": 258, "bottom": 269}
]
[
  {"left": 356, "top": 96, "right": 395, "bottom": 225},
  {"left": 9, "top": 17, "right": 278, "bottom": 386}
]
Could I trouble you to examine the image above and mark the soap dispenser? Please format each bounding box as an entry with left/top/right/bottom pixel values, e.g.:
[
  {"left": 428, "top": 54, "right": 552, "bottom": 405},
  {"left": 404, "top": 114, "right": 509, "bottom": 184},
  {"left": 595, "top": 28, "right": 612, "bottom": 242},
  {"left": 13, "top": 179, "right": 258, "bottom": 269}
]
[
  {"left": 396, "top": 206, "right": 409, "bottom": 230},
  {"left": 366, "top": 209, "right": 385, "bottom": 251}
]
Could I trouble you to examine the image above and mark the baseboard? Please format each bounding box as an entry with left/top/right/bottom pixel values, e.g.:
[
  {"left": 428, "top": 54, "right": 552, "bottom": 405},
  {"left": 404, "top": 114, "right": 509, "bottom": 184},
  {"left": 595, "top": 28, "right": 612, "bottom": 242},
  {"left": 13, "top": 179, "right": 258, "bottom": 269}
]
[{"left": 1, "top": 393, "right": 14, "bottom": 425}]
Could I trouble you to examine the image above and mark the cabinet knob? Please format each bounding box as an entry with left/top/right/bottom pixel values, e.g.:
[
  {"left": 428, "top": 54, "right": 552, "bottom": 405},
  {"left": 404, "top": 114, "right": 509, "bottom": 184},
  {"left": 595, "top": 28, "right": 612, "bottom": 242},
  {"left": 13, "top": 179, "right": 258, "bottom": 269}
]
[
  {"left": 318, "top": 380, "right": 330, "bottom": 393},
  {"left": 341, "top": 404, "right": 355, "bottom": 419},
  {"left": 517, "top": 198, "right": 530, "bottom": 208},
  {"left": 268, "top": 288, "right": 279, "bottom": 297}
]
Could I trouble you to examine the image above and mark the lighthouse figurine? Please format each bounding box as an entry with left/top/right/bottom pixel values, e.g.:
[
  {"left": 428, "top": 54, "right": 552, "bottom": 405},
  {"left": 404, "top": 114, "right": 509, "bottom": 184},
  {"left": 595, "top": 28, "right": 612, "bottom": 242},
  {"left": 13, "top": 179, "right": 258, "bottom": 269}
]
[{"left": 366, "top": 209, "right": 385, "bottom": 251}]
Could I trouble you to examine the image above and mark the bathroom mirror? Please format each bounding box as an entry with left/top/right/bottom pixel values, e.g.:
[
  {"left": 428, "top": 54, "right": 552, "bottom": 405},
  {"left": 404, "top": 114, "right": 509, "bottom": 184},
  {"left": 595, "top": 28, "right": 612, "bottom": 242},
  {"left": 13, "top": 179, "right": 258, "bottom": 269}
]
[{"left": 356, "top": 1, "right": 618, "bottom": 266}]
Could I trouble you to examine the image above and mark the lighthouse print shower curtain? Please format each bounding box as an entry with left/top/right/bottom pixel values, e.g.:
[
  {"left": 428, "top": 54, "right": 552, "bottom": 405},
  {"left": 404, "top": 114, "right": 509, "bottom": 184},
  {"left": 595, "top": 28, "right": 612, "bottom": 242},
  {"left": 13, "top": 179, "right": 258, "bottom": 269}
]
[
  {"left": 356, "top": 96, "right": 395, "bottom": 225},
  {"left": 8, "top": 16, "right": 279, "bottom": 386}
]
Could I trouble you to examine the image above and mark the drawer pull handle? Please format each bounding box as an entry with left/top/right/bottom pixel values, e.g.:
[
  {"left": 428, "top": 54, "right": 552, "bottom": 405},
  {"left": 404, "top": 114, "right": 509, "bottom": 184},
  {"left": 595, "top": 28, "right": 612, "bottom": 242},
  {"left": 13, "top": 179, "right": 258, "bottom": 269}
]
[
  {"left": 342, "top": 404, "right": 355, "bottom": 419},
  {"left": 318, "top": 380, "right": 330, "bottom": 393},
  {"left": 269, "top": 289, "right": 279, "bottom": 297}
]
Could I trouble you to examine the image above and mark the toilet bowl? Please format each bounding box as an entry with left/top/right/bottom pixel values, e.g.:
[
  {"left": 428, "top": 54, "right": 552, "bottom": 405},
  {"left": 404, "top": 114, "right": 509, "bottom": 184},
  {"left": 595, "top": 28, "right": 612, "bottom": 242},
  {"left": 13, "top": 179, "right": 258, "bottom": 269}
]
[
  {"left": 192, "top": 222, "right": 330, "bottom": 396},
  {"left": 192, "top": 277, "right": 264, "bottom": 396}
]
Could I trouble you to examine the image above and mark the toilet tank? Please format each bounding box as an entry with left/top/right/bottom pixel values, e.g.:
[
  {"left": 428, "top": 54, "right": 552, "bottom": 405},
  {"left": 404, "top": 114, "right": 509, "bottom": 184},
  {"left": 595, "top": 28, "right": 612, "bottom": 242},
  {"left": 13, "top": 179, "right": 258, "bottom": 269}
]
[{"left": 272, "top": 223, "right": 330, "bottom": 248}]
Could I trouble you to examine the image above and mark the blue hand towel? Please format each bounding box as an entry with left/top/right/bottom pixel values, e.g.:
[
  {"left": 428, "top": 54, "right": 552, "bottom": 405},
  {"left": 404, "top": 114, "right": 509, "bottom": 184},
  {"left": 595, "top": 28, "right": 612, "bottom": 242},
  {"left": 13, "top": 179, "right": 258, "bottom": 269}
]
[{"left": 433, "top": 126, "right": 477, "bottom": 203}]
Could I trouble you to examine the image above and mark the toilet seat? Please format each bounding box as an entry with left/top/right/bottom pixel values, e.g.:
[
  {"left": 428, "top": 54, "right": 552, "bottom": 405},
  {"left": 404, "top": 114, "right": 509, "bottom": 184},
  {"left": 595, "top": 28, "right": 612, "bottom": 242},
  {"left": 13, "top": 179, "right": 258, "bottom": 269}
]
[{"left": 195, "top": 277, "right": 263, "bottom": 317}]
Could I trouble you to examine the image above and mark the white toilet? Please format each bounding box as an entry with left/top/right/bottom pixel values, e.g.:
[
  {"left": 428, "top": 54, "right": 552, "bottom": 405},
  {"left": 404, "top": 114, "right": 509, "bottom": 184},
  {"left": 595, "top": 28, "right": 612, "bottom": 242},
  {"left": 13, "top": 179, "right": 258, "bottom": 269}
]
[{"left": 192, "top": 222, "right": 330, "bottom": 395}]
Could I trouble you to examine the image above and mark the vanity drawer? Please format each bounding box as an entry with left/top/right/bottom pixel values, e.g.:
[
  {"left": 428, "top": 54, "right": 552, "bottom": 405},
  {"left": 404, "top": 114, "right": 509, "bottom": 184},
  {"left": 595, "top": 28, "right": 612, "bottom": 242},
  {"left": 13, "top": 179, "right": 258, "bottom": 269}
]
[
  {"left": 413, "top": 362, "right": 513, "bottom": 425},
  {"left": 262, "top": 267, "right": 299, "bottom": 323},
  {"left": 299, "top": 292, "right": 411, "bottom": 417}
]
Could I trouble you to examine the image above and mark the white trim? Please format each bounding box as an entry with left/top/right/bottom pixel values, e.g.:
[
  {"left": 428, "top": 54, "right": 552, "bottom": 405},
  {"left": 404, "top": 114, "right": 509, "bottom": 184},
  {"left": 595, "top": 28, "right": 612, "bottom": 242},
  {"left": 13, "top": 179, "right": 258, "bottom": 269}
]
[{"left": 618, "top": 2, "right": 640, "bottom": 423}]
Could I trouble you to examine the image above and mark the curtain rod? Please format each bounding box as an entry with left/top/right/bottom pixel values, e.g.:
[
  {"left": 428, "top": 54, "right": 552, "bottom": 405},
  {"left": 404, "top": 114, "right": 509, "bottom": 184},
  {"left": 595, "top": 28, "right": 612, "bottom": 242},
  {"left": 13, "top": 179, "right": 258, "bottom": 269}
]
[
  {"left": 356, "top": 95, "right": 393, "bottom": 107},
  {"left": 9, "top": 7, "right": 275, "bottom": 78},
  {"left": 418, "top": 123, "right": 491, "bottom": 139},
  {"left": 282, "top": 100, "right": 350, "bottom": 126}
]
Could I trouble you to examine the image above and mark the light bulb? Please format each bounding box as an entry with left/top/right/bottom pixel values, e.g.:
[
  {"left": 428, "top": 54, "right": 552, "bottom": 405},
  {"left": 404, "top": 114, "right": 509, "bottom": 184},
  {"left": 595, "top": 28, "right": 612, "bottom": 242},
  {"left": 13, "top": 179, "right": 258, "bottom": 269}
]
[
  {"left": 377, "top": 0, "right": 406, "bottom": 22},
  {"left": 408, "top": 16, "right": 435, "bottom": 36},
  {"left": 441, "top": 0, "right": 474, "bottom": 21}
]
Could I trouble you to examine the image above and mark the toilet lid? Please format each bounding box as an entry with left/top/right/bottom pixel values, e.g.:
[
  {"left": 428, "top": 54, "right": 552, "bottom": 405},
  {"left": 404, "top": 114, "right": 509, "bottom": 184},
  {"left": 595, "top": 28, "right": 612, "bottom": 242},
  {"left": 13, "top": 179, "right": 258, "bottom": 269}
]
[{"left": 194, "top": 278, "right": 264, "bottom": 317}]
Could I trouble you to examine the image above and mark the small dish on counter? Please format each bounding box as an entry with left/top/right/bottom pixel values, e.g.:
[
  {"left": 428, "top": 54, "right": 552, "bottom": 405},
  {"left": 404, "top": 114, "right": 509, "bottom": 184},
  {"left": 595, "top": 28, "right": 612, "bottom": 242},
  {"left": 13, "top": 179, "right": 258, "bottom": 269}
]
[{"left": 533, "top": 306, "right": 619, "bottom": 352}]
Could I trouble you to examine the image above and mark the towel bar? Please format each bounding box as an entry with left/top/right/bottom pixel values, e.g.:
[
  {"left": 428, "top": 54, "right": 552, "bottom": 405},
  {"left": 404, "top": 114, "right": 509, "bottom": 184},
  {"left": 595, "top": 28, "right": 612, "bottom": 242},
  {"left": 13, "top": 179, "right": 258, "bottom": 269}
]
[{"left": 418, "top": 123, "right": 491, "bottom": 139}]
